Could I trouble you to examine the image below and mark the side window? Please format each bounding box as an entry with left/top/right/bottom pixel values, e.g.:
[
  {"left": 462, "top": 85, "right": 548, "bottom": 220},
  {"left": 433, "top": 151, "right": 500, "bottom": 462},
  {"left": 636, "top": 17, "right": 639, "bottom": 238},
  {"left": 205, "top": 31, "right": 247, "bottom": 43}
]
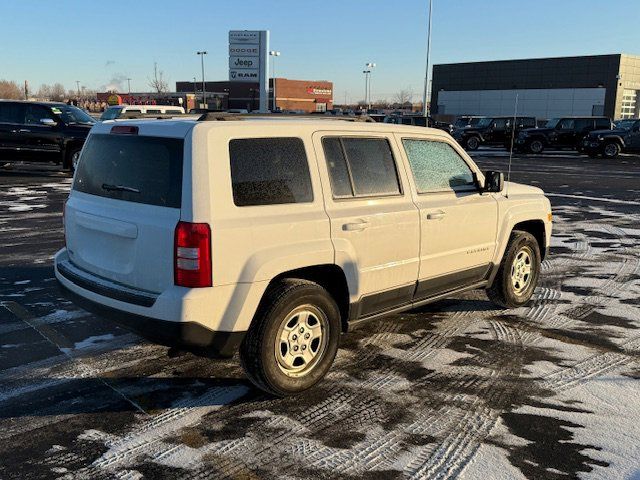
[
  {"left": 0, "top": 103, "right": 25, "bottom": 123},
  {"left": 574, "top": 119, "right": 592, "bottom": 131},
  {"left": 595, "top": 118, "right": 611, "bottom": 129},
  {"left": 413, "top": 117, "right": 427, "bottom": 127},
  {"left": 229, "top": 137, "right": 313, "bottom": 206},
  {"left": 322, "top": 137, "right": 401, "bottom": 198},
  {"left": 558, "top": 118, "right": 575, "bottom": 130},
  {"left": 493, "top": 118, "right": 507, "bottom": 129},
  {"left": 520, "top": 117, "right": 536, "bottom": 128},
  {"left": 24, "top": 105, "right": 56, "bottom": 125},
  {"left": 402, "top": 139, "right": 476, "bottom": 193}
]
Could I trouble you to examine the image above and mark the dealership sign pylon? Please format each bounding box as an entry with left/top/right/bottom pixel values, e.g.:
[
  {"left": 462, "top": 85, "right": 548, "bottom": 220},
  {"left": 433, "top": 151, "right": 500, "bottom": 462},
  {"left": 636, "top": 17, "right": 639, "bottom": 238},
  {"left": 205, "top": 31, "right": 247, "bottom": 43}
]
[{"left": 229, "top": 30, "right": 269, "bottom": 112}]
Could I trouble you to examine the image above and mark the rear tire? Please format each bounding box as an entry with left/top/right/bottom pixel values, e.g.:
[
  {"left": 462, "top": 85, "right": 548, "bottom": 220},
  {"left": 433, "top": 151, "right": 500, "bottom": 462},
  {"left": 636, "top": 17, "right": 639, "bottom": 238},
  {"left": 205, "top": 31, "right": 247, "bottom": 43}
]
[
  {"left": 240, "top": 279, "right": 341, "bottom": 396},
  {"left": 487, "top": 230, "right": 541, "bottom": 309}
]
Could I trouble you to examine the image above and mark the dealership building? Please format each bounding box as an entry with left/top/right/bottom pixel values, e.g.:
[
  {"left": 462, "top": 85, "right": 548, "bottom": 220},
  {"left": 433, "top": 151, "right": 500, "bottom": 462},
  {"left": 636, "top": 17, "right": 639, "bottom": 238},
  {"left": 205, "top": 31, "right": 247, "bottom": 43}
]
[
  {"left": 176, "top": 78, "right": 333, "bottom": 112},
  {"left": 431, "top": 54, "right": 640, "bottom": 120}
]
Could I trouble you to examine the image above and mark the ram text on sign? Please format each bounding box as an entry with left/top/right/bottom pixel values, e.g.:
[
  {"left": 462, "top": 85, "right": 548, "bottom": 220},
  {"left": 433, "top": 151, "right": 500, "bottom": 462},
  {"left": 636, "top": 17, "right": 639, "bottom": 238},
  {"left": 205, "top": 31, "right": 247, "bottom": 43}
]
[{"left": 230, "top": 69, "right": 259, "bottom": 82}]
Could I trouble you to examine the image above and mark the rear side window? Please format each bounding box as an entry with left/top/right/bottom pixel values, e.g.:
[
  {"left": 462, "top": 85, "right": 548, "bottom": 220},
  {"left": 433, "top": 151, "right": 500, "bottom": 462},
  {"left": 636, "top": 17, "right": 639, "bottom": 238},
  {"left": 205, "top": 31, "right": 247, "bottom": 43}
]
[
  {"left": 595, "top": 118, "right": 611, "bottom": 129},
  {"left": 229, "top": 137, "right": 313, "bottom": 206},
  {"left": 73, "top": 134, "right": 184, "bottom": 208},
  {"left": 0, "top": 103, "right": 25, "bottom": 123},
  {"left": 322, "top": 137, "right": 401, "bottom": 198},
  {"left": 402, "top": 139, "right": 475, "bottom": 193},
  {"left": 574, "top": 119, "right": 593, "bottom": 131}
]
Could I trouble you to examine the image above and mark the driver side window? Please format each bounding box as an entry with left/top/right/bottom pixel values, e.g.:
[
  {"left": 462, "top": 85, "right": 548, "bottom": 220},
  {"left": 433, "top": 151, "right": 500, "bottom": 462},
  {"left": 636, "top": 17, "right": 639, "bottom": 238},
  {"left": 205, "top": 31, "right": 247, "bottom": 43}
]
[
  {"left": 24, "top": 105, "right": 56, "bottom": 125},
  {"left": 558, "top": 118, "right": 575, "bottom": 130},
  {"left": 402, "top": 139, "right": 476, "bottom": 193}
]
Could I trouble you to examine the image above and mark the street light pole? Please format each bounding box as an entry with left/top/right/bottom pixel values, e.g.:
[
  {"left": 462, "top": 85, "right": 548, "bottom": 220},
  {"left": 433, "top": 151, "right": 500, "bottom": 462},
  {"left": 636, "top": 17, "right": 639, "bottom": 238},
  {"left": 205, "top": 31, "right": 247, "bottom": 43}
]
[
  {"left": 365, "top": 62, "right": 376, "bottom": 110},
  {"left": 422, "top": 0, "right": 433, "bottom": 116},
  {"left": 127, "top": 78, "right": 131, "bottom": 95},
  {"left": 362, "top": 70, "right": 370, "bottom": 110},
  {"left": 75, "top": 80, "right": 80, "bottom": 98},
  {"left": 197, "top": 51, "right": 208, "bottom": 107},
  {"left": 269, "top": 50, "right": 281, "bottom": 112}
]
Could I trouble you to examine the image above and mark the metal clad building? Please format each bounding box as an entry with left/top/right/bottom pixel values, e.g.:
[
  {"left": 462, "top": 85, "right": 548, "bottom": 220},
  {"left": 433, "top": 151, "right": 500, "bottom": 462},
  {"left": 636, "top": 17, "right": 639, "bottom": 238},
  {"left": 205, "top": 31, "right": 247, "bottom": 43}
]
[{"left": 431, "top": 54, "right": 640, "bottom": 120}]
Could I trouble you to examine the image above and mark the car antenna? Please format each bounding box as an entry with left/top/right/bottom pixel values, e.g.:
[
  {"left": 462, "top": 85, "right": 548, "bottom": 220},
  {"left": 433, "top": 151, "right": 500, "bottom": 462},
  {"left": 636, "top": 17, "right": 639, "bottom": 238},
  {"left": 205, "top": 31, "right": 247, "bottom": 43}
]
[{"left": 506, "top": 93, "right": 519, "bottom": 198}]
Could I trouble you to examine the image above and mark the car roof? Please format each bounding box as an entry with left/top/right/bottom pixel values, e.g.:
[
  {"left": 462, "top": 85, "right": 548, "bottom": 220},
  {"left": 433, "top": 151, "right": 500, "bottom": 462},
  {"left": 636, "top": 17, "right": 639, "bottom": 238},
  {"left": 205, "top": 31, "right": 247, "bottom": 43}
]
[
  {"left": 92, "top": 116, "right": 453, "bottom": 139},
  {"left": 0, "top": 100, "right": 67, "bottom": 107}
]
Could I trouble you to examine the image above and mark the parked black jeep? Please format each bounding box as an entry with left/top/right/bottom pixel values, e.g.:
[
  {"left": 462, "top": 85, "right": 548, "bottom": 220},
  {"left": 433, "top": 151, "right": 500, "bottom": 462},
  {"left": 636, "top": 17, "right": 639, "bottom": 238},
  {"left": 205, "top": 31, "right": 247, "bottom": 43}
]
[
  {"left": 383, "top": 114, "right": 452, "bottom": 133},
  {"left": 452, "top": 116, "right": 536, "bottom": 150},
  {"left": 0, "top": 100, "right": 95, "bottom": 171},
  {"left": 515, "top": 116, "right": 612, "bottom": 154},
  {"left": 582, "top": 118, "right": 640, "bottom": 158}
]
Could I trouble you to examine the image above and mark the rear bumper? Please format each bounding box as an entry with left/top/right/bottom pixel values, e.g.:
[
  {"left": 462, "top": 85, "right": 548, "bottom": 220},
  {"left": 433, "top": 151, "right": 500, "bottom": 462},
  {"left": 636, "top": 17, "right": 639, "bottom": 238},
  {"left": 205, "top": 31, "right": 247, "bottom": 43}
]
[
  {"left": 54, "top": 248, "right": 247, "bottom": 357},
  {"left": 58, "top": 283, "right": 244, "bottom": 357}
]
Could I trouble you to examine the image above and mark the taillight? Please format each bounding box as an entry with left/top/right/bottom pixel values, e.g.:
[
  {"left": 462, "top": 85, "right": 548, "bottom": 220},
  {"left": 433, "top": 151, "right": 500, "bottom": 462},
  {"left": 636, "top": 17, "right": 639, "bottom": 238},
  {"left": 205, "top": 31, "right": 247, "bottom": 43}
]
[{"left": 174, "top": 221, "right": 212, "bottom": 288}]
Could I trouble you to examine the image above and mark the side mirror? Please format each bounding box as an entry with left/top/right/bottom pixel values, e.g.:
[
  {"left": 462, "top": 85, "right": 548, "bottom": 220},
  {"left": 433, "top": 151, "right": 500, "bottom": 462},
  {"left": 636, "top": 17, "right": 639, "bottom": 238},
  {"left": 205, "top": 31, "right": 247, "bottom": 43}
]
[
  {"left": 40, "top": 118, "right": 57, "bottom": 126},
  {"left": 484, "top": 171, "right": 504, "bottom": 193}
]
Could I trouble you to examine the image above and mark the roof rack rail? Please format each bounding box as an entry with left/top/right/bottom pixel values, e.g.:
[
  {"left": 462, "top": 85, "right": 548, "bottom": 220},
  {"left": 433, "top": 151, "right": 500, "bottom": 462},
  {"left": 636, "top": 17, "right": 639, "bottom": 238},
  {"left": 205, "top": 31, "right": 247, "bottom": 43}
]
[{"left": 197, "top": 112, "right": 376, "bottom": 123}]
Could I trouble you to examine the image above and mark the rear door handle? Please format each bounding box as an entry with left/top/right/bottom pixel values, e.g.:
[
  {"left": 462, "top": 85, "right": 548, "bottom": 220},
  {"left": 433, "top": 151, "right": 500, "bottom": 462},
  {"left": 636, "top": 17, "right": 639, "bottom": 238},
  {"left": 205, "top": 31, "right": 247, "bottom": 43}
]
[
  {"left": 343, "top": 221, "right": 370, "bottom": 231},
  {"left": 18, "top": 129, "right": 31, "bottom": 133},
  {"left": 426, "top": 211, "right": 446, "bottom": 220}
]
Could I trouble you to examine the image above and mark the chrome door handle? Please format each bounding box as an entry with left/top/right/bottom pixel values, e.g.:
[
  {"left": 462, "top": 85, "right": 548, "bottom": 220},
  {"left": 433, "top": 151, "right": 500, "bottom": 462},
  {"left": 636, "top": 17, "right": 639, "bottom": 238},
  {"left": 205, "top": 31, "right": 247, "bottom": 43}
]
[
  {"left": 426, "top": 211, "right": 446, "bottom": 220},
  {"left": 343, "top": 221, "right": 370, "bottom": 231},
  {"left": 18, "top": 129, "right": 30, "bottom": 133}
]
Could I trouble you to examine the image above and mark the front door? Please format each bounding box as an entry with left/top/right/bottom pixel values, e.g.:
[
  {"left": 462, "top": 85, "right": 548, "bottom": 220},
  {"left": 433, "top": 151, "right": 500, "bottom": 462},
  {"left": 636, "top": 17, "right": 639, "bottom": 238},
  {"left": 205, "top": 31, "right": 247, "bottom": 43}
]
[
  {"left": 21, "top": 105, "right": 63, "bottom": 159},
  {"left": 396, "top": 134, "right": 498, "bottom": 300},
  {"left": 313, "top": 132, "right": 420, "bottom": 318},
  {"left": 0, "top": 102, "right": 27, "bottom": 158}
]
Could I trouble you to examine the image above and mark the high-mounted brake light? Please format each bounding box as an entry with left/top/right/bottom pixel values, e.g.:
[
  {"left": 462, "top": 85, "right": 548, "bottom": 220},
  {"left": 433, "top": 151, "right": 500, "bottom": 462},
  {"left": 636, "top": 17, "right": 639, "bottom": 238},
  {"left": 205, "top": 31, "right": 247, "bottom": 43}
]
[
  {"left": 110, "top": 125, "right": 139, "bottom": 135},
  {"left": 174, "top": 221, "right": 212, "bottom": 288}
]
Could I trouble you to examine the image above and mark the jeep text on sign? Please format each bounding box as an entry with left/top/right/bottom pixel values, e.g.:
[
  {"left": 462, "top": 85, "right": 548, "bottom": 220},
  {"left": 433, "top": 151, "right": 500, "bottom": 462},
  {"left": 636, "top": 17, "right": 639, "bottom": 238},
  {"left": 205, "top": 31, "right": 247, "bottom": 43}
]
[{"left": 229, "top": 56, "right": 258, "bottom": 70}]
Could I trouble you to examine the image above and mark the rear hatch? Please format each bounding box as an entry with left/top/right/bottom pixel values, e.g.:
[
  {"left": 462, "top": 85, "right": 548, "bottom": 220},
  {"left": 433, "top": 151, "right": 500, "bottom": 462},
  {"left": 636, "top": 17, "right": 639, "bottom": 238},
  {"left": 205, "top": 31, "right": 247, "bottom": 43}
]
[{"left": 65, "top": 122, "right": 191, "bottom": 293}]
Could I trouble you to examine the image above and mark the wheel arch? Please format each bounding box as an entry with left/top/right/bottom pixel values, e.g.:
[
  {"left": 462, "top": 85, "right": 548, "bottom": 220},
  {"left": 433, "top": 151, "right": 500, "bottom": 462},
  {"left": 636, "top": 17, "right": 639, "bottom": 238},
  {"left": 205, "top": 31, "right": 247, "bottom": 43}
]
[
  {"left": 512, "top": 220, "right": 547, "bottom": 260},
  {"left": 264, "top": 264, "right": 351, "bottom": 332}
]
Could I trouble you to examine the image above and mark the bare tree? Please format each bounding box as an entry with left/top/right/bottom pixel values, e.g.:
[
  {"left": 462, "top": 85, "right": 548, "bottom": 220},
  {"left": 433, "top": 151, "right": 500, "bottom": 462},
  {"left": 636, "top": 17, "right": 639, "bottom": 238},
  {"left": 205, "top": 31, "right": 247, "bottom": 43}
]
[
  {"left": 50, "top": 83, "right": 66, "bottom": 101},
  {"left": 0, "top": 80, "right": 23, "bottom": 99},
  {"left": 393, "top": 89, "right": 413, "bottom": 105},
  {"left": 37, "top": 84, "right": 52, "bottom": 99},
  {"left": 148, "top": 62, "right": 168, "bottom": 93}
]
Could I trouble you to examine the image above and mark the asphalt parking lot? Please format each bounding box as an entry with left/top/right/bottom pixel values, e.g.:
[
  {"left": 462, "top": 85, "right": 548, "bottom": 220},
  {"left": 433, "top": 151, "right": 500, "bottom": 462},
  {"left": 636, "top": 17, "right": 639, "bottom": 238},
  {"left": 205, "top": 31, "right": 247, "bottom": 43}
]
[{"left": 1, "top": 150, "right": 639, "bottom": 479}]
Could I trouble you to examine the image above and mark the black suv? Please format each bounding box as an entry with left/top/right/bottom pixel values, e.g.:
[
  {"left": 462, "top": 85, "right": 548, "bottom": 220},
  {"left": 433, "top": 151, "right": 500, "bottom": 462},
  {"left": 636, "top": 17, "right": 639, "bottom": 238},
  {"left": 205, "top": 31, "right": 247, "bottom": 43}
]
[
  {"left": 0, "top": 101, "right": 95, "bottom": 171},
  {"left": 515, "top": 116, "right": 612, "bottom": 154},
  {"left": 582, "top": 118, "right": 640, "bottom": 158},
  {"left": 452, "top": 116, "right": 536, "bottom": 150},
  {"left": 383, "top": 114, "right": 452, "bottom": 133}
]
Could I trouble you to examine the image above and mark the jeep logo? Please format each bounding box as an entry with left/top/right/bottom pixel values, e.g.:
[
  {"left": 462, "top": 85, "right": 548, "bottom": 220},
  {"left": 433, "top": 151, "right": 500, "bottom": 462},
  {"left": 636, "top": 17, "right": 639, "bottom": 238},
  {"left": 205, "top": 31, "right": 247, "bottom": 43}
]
[{"left": 234, "top": 58, "right": 254, "bottom": 67}]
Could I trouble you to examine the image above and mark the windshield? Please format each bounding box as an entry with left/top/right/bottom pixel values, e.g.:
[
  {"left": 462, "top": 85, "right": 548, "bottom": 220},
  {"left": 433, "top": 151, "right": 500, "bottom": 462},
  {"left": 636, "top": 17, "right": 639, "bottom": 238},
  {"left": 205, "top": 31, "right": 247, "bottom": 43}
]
[
  {"left": 476, "top": 117, "right": 494, "bottom": 128},
  {"left": 54, "top": 105, "right": 96, "bottom": 125},
  {"left": 100, "top": 107, "right": 123, "bottom": 121},
  {"left": 614, "top": 119, "right": 636, "bottom": 131},
  {"left": 544, "top": 118, "right": 561, "bottom": 128}
]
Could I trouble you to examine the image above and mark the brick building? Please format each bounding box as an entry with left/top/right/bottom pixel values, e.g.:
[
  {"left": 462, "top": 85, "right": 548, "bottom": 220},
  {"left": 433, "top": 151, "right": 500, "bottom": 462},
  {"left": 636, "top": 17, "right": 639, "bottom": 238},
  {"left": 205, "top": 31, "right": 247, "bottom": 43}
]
[{"left": 176, "top": 78, "right": 333, "bottom": 112}]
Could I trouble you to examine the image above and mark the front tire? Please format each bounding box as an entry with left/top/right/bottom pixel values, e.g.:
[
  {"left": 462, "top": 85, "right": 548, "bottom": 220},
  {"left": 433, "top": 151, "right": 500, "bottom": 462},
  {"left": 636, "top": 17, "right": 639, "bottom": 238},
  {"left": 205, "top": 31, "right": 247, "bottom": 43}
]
[
  {"left": 603, "top": 142, "right": 620, "bottom": 158},
  {"left": 465, "top": 136, "right": 480, "bottom": 151},
  {"left": 487, "top": 231, "right": 541, "bottom": 309},
  {"left": 528, "top": 139, "right": 544, "bottom": 154},
  {"left": 240, "top": 279, "right": 341, "bottom": 396},
  {"left": 63, "top": 147, "right": 81, "bottom": 174}
]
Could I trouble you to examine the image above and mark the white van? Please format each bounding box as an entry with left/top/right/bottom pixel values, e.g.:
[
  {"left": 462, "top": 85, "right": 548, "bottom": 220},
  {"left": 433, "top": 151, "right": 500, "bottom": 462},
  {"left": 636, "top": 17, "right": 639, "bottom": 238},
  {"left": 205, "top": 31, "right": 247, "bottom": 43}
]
[{"left": 100, "top": 105, "right": 185, "bottom": 120}]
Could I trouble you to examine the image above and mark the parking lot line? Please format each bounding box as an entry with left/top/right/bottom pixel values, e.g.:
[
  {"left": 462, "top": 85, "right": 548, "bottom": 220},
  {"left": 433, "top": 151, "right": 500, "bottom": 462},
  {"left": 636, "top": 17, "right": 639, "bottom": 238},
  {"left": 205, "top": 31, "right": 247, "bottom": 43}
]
[{"left": 546, "top": 193, "right": 640, "bottom": 205}]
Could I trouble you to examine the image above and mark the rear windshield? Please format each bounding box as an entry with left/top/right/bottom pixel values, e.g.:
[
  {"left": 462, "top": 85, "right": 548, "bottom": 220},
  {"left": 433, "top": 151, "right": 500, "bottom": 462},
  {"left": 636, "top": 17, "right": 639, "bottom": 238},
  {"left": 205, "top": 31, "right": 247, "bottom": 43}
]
[{"left": 73, "top": 133, "right": 183, "bottom": 208}]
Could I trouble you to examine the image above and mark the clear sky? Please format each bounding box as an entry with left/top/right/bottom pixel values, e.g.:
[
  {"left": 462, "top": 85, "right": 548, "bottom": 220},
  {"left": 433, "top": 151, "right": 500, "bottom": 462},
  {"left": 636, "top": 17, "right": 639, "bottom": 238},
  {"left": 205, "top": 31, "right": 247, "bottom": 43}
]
[{"left": 1, "top": 0, "right": 639, "bottom": 103}]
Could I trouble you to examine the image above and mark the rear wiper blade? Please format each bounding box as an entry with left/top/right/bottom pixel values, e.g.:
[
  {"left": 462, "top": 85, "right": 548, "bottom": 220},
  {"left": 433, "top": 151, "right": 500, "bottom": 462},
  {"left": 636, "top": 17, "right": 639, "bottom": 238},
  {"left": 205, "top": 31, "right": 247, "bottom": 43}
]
[{"left": 102, "top": 183, "right": 140, "bottom": 193}]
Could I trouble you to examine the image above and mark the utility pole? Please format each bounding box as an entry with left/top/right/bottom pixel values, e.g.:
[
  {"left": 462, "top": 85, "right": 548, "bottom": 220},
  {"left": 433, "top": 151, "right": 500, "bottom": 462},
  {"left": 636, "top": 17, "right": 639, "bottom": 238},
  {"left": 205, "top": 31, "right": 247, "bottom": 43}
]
[
  {"left": 422, "top": 0, "right": 433, "bottom": 116},
  {"left": 127, "top": 78, "right": 131, "bottom": 95},
  {"left": 197, "top": 51, "right": 208, "bottom": 107},
  {"left": 75, "top": 80, "right": 80, "bottom": 97}
]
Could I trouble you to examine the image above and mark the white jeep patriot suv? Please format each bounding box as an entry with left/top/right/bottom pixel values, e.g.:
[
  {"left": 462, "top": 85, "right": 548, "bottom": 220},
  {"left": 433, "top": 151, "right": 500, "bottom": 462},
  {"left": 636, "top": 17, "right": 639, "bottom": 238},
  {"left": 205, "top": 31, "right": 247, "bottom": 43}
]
[{"left": 55, "top": 115, "right": 552, "bottom": 396}]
